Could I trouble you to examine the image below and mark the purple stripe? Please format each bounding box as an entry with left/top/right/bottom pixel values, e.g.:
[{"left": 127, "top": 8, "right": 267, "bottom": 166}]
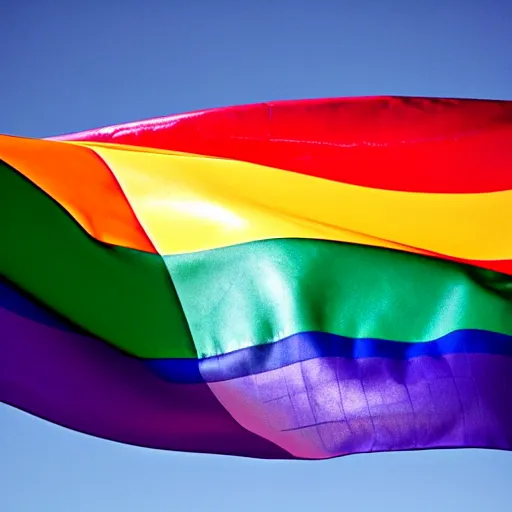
[
  {"left": 2, "top": 289, "right": 511, "bottom": 459},
  {"left": 0, "top": 305, "right": 291, "bottom": 459},
  {"left": 208, "top": 355, "right": 512, "bottom": 459}
]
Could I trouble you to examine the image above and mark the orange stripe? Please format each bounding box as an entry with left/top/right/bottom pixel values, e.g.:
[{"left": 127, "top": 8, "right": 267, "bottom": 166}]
[
  {"left": 2, "top": 135, "right": 512, "bottom": 276},
  {"left": 0, "top": 135, "right": 156, "bottom": 253},
  {"left": 75, "top": 143, "right": 512, "bottom": 274}
]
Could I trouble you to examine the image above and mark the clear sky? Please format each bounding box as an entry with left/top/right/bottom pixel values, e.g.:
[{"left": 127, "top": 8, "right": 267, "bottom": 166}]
[{"left": 1, "top": 1, "right": 511, "bottom": 511}]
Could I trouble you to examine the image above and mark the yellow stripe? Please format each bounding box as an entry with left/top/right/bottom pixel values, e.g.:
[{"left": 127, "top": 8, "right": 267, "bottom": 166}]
[
  {"left": 71, "top": 140, "right": 196, "bottom": 158},
  {"left": 80, "top": 142, "right": 512, "bottom": 260}
]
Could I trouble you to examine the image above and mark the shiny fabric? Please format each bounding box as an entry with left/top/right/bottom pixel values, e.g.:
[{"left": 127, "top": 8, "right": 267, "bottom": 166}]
[
  {"left": 2, "top": 96, "right": 512, "bottom": 459},
  {"left": 2, "top": 279, "right": 511, "bottom": 459},
  {"left": 0, "top": 135, "right": 154, "bottom": 251},
  {"left": 0, "top": 280, "right": 289, "bottom": 458},
  {"left": 81, "top": 142, "right": 512, "bottom": 260},
  {"left": 53, "top": 96, "right": 512, "bottom": 194},
  {"left": 166, "top": 238, "right": 512, "bottom": 358},
  {"left": 208, "top": 354, "right": 512, "bottom": 459},
  {"left": 147, "top": 330, "right": 512, "bottom": 383},
  {"left": 2, "top": 131, "right": 512, "bottom": 273},
  {"left": 1, "top": 161, "right": 194, "bottom": 358}
]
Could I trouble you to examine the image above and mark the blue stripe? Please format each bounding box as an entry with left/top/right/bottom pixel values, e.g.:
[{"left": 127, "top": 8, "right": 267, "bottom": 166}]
[
  {"left": 2, "top": 276, "right": 511, "bottom": 385},
  {"left": 145, "top": 329, "right": 512, "bottom": 384},
  {"left": 0, "top": 278, "right": 77, "bottom": 331}
]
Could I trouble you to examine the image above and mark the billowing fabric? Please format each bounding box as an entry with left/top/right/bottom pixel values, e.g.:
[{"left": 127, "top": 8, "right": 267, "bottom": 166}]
[{"left": 1, "top": 96, "right": 512, "bottom": 459}]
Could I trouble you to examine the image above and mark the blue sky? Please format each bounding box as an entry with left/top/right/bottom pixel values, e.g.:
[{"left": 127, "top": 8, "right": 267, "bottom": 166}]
[{"left": 1, "top": 0, "right": 511, "bottom": 510}]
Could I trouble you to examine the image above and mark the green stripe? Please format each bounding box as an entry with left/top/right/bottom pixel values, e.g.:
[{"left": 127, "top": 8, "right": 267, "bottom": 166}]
[
  {"left": 165, "top": 238, "right": 512, "bottom": 358},
  {"left": 0, "top": 161, "right": 195, "bottom": 358},
  {"left": 3, "top": 158, "right": 511, "bottom": 361}
]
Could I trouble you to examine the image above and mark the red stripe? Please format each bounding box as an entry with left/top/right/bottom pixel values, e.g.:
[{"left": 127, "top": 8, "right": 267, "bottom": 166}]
[
  {"left": 54, "top": 96, "right": 512, "bottom": 193},
  {"left": 426, "top": 254, "right": 512, "bottom": 276},
  {"left": 53, "top": 96, "right": 512, "bottom": 275}
]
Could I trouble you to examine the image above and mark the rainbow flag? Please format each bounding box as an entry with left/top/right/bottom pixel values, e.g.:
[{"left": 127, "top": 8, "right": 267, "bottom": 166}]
[{"left": 1, "top": 96, "right": 512, "bottom": 459}]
